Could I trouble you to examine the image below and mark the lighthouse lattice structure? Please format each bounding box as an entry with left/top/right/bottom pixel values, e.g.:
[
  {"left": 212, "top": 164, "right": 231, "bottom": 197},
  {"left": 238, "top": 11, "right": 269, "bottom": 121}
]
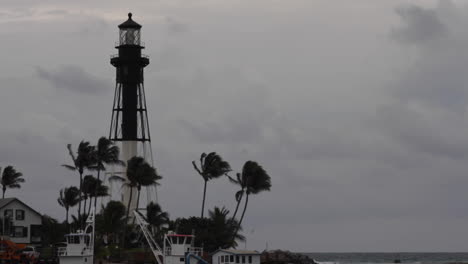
[{"left": 108, "top": 13, "right": 157, "bottom": 212}]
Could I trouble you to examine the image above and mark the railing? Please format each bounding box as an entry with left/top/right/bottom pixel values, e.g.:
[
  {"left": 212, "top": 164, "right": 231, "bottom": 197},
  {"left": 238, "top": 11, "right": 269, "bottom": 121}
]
[
  {"left": 110, "top": 54, "right": 149, "bottom": 59},
  {"left": 57, "top": 247, "right": 93, "bottom": 256},
  {"left": 115, "top": 41, "right": 145, "bottom": 47},
  {"left": 164, "top": 247, "right": 203, "bottom": 256}
]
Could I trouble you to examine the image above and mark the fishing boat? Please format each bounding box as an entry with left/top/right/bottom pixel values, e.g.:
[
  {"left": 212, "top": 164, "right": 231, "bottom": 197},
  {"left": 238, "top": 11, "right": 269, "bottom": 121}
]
[
  {"left": 134, "top": 211, "right": 208, "bottom": 264},
  {"left": 57, "top": 211, "right": 95, "bottom": 264}
]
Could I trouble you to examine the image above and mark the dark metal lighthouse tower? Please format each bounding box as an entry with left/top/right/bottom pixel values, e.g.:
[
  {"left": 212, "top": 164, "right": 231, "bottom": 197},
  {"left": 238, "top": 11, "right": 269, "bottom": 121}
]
[{"left": 109, "top": 13, "right": 155, "bottom": 211}]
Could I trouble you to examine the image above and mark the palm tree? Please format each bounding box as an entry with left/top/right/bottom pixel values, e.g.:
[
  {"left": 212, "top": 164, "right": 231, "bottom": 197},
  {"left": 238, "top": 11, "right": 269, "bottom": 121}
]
[
  {"left": 0, "top": 166, "right": 25, "bottom": 198},
  {"left": 87, "top": 180, "right": 109, "bottom": 216},
  {"left": 82, "top": 175, "right": 95, "bottom": 218},
  {"left": 116, "top": 157, "right": 161, "bottom": 218},
  {"left": 96, "top": 201, "right": 126, "bottom": 245},
  {"left": 57, "top": 186, "right": 80, "bottom": 225},
  {"left": 208, "top": 206, "right": 245, "bottom": 251},
  {"left": 227, "top": 172, "right": 247, "bottom": 224},
  {"left": 233, "top": 161, "right": 271, "bottom": 240},
  {"left": 192, "top": 152, "right": 231, "bottom": 218},
  {"left": 63, "top": 141, "right": 96, "bottom": 218},
  {"left": 146, "top": 202, "right": 169, "bottom": 237},
  {"left": 93, "top": 137, "right": 124, "bottom": 208}
]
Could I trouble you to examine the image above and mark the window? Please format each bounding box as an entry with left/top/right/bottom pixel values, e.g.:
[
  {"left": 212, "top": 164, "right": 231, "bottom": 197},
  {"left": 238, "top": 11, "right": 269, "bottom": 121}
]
[
  {"left": 4, "top": 209, "right": 12, "bottom": 218},
  {"left": 242, "top": 256, "right": 245, "bottom": 263},
  {"left": 221, "top": 256, "right": 225, "bottom": 263},
  {"left": 230, "top": 256, "right": 234, "bottom": 262},
  {"left": 236, "top": 256, "right": 240, "bottom": 263},
  {"left": 13, "top": 226, "right": 27, "bottom": 237},
  {"left": 15, "top": 210, "right": 24, "bottom": 220},
  {"left": 68, "top": 235, "right": 80, "bottom": 244},
  {"left": 180, "top": 258, "right": 184, "bottom": 262},
  {"left": 248, "top": 256, "right": 252, "bottom": 263}
]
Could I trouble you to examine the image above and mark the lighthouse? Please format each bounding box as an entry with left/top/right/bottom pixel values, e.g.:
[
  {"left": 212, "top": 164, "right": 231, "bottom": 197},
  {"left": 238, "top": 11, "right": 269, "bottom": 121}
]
[{"left": 109, "top": 13, "right": 156, "bottom": 212}]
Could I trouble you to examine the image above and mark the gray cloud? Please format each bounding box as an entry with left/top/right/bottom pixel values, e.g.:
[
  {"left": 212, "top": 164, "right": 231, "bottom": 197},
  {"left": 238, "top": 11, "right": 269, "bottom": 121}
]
[
  {"left": 3, "top": 0, "right": 468, "bottom": 252},
  {"left": 36, "top": 65, "right": 109, "bottom": 94},
  {"left": 391, "top": 4, "right": 447, "bottom": 44},
  {"left": 165, "top": 17, "right": 189, "bottom": 35}
]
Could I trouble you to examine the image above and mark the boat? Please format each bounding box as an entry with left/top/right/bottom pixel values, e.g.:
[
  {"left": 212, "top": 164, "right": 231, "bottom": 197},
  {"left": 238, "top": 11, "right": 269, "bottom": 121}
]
[
  {"left": 134, "top": 210, "right": 208, "bottom": 264},
  {"left": 57, "top": 210, "right": 95, "bottom": 264}
]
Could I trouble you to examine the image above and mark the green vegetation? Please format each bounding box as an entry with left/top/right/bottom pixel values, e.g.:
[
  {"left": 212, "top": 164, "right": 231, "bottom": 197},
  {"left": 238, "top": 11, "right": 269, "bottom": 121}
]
[
  {"left": 50, "top": 138, "right": 272, "bottom": 260},
  {"left": 0, "top": 165, "right": 25, "bottom": 198},
  {"left": 192, "top": 152, "right": 231, "bottom": 218},
  {"left": 57, "top": 186, "right": 79, "bottom": 226}
]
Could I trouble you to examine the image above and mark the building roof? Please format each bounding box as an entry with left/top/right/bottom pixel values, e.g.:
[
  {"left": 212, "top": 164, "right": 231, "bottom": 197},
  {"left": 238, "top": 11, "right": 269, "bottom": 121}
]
[
  {"left": 118, "top": 13, "right": 142, "bottom": 29},
  {"left": 212, "top": 249, "right": 261, "bottom": 255},
  {"left": 0, "top": 198, "right": 42, "bottom": 217}
]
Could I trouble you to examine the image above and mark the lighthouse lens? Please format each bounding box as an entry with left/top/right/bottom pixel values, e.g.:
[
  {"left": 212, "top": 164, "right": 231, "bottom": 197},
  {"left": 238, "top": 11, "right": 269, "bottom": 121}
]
[{"left": 120, "top": 28, "right": 140, "bottom": 45}]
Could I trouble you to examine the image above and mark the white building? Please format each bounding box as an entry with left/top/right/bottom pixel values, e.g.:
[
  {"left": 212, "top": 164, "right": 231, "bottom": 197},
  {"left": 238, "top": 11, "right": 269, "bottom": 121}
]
[
  {"left": 212, "top": 249, "right": 261, "bottom": 264},
  {"left": 0, "top": 198, "right": 42, "bottom": 245}
]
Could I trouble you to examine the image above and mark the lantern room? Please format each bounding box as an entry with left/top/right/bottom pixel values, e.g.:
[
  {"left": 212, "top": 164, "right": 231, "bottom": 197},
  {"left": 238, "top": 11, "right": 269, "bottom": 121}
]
[{"left": 118, "top": 13, "right": 141, "bottom": 46}]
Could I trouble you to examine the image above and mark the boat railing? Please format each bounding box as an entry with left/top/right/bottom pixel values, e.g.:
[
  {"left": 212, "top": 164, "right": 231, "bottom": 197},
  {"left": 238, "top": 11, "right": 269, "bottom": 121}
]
[
  {"left": 57, "top": 247, "right": 93, "bottom": 256},
  {"left": 164, "top": 247, "right": 203, "bottom": 256}
]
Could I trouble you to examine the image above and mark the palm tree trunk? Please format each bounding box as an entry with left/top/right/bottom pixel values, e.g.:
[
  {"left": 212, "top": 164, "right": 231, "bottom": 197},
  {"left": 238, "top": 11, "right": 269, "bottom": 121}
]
[
  {"left": 94, "top": 169, "right": 101, "bottom": 208},
  {"left": 230, "top": 190, "right": 244, "bottom": 223},
  {"left": 88, "top": 196, "right": 92, "bottom": 216},
  {"left": 2, "top": 187, "right": 5, "bottom": 199},
  {"left": 83, "top": 196, "right": 87, "bottom": 219},
  {"left": 66, "top": 208, "right": 69, "bottom": 231},
  {"left": 201, "top": 180, "right": 207, "bottom": 218},
  {"left": 132, "top": 186, "right": 142, "bottom": 225},
  {"left": 78, "top": 172, "right": 83, "bottom": 219},
  {"left": 233, "top": 194, "right": 249, "bottom": 243}
]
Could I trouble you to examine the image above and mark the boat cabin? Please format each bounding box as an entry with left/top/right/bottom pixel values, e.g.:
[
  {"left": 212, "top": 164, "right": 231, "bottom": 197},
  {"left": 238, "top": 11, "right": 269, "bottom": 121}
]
[
  {"left": 163, "top": 233, "right": 202, "bottom": 264},
  {"left": 58, "top": 232, "right": 93, "bottom": 257}
]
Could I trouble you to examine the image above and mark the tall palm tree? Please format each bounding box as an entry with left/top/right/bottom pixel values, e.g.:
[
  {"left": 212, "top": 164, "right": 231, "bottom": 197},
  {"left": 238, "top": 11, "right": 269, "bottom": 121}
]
[
  {"left": 81, "top": 175, "right": 95, "bottom": 218},
  {"left": 0, "top": 166, "right": 25, "bottom": 198},
  {"left": 63, "top": 141, "right": 96, "bottom": 218},
  {"left": 93, "top": 137, "right": 124, "bottom": 208},
  {"left": 146, "top": 202, "right": 169, "bottom": 237},
  {"left": 192, "top": 152, "right": 231, "bottom": 218},
  {"left": 111, "top": 156, "right": 162, "bottom": 221},
  {"left": 96, "top": 201, "right": 126, "bottom": 245},
  {"left": 57, "top": 186, "right": 80, "bottom": 225},
  {"left": 233, "top": 161, "right": 271, "bottom": 240},
  {"left": 227, "top": 172, "right": 247, "bottom": 223},
  {"left": 88, "top": 180, "right": 109, "bottom": 216}
]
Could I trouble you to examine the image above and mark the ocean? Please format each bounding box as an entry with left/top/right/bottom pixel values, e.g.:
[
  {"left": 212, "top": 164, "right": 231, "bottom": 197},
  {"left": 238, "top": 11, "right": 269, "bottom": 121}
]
[{"left": 303, "top": 253, "right": 468, "bottom": 264}]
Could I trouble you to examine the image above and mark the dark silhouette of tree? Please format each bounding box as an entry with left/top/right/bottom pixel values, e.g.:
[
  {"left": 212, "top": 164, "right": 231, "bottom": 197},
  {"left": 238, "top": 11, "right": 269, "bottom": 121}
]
[
  {"left": 41, "top": 215, "right": 67, "bottom": 248},
  {"left": 227, "top": 172, "right": 247, "bottom": 224},
  {"left": 233, "top": 161, "right": 271, "bottom": 241},
  {"left": 111, "top": 156, "right": 161, "bottom": 249},
  {"left": 96, "top": 201, "right": 126, "bottom": 246},
  {"left": 0, "top": 166, "right": 25, "bottom": 198},
  {"left": 208, "top": 206, "right": 244, "bottom": 251},
  {"left": 57, "top": 186, "right": 80, "bottom": 226},
  {"left": 170, "top": 207, "right": 244, "bottom": 252},
  {"left": 88, "top": 182, "right": 109, "bottom": 216},
  {"left": 63, "top": 141, "right": 97, "bottom": 218},
  {"left": 192, "top": 152, "right": 231, "bottom": 218},
  {"left": 82, "top": 175, "right": 96, "bottom": 218},
  {"left": 145, "top": 202, "right": 169, "bottom": 237},
  {"left": 112, "top": 157, "right": 161, "bottom": 220},
  {"left": 92, "top": 137, "right": 124, "bottom": 208}
]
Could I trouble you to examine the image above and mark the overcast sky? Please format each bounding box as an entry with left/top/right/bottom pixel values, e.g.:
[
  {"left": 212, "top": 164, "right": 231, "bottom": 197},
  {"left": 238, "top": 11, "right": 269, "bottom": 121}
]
[{"left": 2, "top": 0, "right": 468, "bottom": 252}]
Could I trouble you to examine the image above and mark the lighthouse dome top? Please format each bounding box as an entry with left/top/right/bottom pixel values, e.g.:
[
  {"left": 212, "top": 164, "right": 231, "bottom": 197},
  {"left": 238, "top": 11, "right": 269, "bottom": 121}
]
[{"left": 118, "top": 13, "right": 142, "bottom": 29}]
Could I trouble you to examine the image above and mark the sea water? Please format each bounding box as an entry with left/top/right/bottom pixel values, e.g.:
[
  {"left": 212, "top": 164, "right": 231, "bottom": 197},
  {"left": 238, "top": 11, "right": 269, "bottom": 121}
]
[{"left": 303, "top": 253, "right": 468, "bottom": 264}]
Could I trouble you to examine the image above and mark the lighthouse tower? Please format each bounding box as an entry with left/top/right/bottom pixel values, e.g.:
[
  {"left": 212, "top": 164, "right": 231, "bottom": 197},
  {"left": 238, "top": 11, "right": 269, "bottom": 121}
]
[{"left": 109, "top": 13, "right": 155, "bottom": 212}]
